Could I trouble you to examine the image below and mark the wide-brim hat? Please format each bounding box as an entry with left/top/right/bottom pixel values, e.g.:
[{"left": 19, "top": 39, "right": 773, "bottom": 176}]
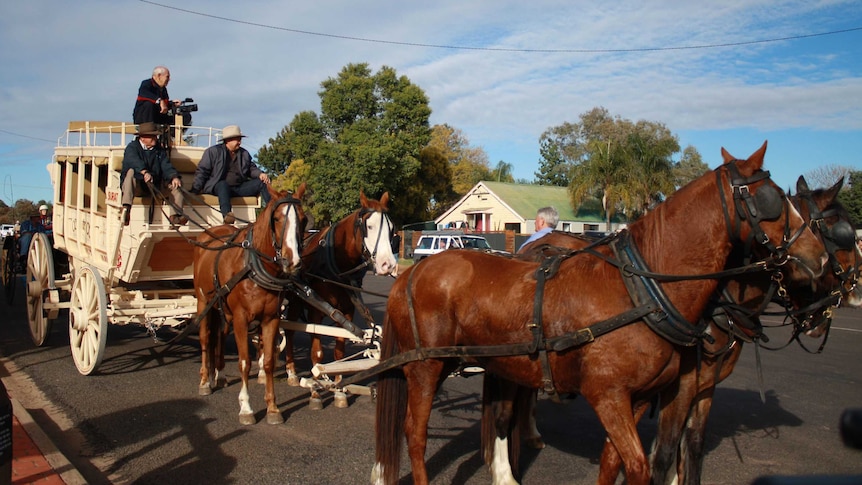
[
  {"left": 135, "top": 122, "right": 161, "bottom": 136},
  {"left": 222, "top": 125, "right": 246, "bottom": 141}
]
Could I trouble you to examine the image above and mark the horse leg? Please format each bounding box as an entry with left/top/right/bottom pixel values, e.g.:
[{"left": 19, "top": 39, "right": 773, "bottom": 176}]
[
  {"left": 597, "top": 400, "right": 650, "bottom": 485},
  {"left": 679, "top": 387, "right": 716, "bottom": 485},
  {"left": 198, "top": 311, "right": 215, "bottom": 395},
  {"left": 481, "top": 374, "right": 520, "bottom": 485},
  {"left": 650, "top": 374, "right": 693, "bottom": 485},
  {"left": 284, "top": 329, "right": 300, "bottom": 386},
  {"left": 591, "top": 394, "right": 650, "bottom": 485},
  {"left": 234, "top": 319, "right": 256, "bottom": 425},
  {"left": 308, "top": 333, "right": 324, "bottom": 410},
  {"left": 260, "top": 317, "right": 284, "bottom": 425},
  {"left": 332, "top": 335, "right": 348, "bottom": 408},
  {"left": 403, "top": 360, "right": 446, "bottom": 485},
  {"left": 518, "top": 387, "right": 545, "bottom": 449}
]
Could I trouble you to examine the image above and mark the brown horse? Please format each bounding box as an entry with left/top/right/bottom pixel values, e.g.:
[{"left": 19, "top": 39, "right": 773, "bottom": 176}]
[
  {"left": 194, "top": 183, "right": 307, "bottom": 425},
  {"left": 649, "top": 174, "right": 862, "bottom": 485},
  {"left": 284, "top": 191, "right": 397, "bottom": 408},
  {"left": 372, "top": 145, "right": 827, "bottom": 485},
  {"left": 494, "top": 174, "right": 862, "bottom": 485}
]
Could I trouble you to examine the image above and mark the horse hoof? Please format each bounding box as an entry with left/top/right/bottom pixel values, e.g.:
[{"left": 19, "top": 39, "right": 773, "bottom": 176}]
[
  {"left": 266, "top": 412, "right": 284, "bottom": 425},
  {"left": 333, "top": 392, "right": 348, "bottom": 408},
  {"left": 287, "top": 375, "right": 300, "bottom": 387},
  {"left": 524, "top": 437, "right": 546, "bottom": 449},
  {"left": 198, "top": 385, "right": 212, "bottom": 396},
  {"left": 217, "top": 376, "right": 228, "bottom": 389},
  {"left": 238, "top": 413, "right": 256, "bottom": 426},
  {"left": 309, "top": 397, "right": 323, "bottom": 410}
]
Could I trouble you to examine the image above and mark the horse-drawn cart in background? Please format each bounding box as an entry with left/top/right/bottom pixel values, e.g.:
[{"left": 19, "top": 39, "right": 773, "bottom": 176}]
[{"left": 26, "top": 120, "right": 263, "bottom": 375}]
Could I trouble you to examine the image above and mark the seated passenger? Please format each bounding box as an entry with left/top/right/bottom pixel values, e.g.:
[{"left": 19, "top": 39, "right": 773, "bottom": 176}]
[
  {"left": 38, "top": 204, "right": 53, "bottom": 233},
  {"left": 190, "top": 125, "right": 271, "bottom": 225},
  {"left": 120, "top": 122, "right": 187, "bottom": 226},
  {"left": 17, "top": 214, "right": 46, "bottom": 264}
]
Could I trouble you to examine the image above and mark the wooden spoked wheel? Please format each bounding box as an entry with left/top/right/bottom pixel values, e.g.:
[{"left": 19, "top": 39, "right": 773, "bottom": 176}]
[
  {"left": 26, "top": 233, "right": 55, "bottom": 346},
  {"left": 69, "top": 264, "right": 108, "bottom": 375}
]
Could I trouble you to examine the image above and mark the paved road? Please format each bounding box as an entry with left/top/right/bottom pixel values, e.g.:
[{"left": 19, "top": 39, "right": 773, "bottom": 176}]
[{"left": 1, "top": 272, "right": 861, "bottom": 484}]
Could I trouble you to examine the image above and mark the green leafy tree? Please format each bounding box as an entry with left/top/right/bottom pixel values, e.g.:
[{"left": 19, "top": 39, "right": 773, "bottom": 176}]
[
  {"left": 838, "top": 170, "right": 862, "bottom": 227},
  {"left": 259, "top": 63, "right": 432, "bottom": 225},
  {"left": 554, "top": 107, "right": 682, "bottom": 229},
  {"left": 429, "top": 124, "right": 491, "bottom": 195},
  {"left": 397, "top": 146, "right": 456, "bottom": 224},
  {"left": 491, "top": 160, "right": 514, "bottom": 183},
  {"left": 673, "top": 145, "right": 709, "bottom": 188},
  {"left": 535, "top": 135, "right": 572, "bottom": 186},
  {"left": 256, "top": 111, "right": 324, "bottom": 175}
]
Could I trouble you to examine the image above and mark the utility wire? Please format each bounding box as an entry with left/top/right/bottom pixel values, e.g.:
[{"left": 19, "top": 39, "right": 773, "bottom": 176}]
[
  {"left": 138, "top": 0, "right": 862, "bottom": 53},
  {"left": 0, "top": 129, "right": 55, "bottom": 144}
]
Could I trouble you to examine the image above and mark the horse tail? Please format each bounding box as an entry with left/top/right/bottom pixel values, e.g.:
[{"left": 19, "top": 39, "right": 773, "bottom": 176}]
[{"left": 373, "top": 312, "right": 406, "bottom": 485}]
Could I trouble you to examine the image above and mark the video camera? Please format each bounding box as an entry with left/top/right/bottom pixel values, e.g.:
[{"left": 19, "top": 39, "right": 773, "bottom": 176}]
[
  {"left": 173, "top": 97, "right": 198, "bottom": 115},
  {"left": 168, "top": 97, "right": 198, "bottom": 129}
]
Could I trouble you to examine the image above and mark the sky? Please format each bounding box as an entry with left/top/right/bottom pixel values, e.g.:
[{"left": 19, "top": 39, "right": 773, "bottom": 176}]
[{"left": 1, "top": 1, "right": 861, "bottom": 206}]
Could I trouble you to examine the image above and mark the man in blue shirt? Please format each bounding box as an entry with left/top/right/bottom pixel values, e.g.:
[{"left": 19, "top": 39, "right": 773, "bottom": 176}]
[{"left": 518, "top": 206, "right": 559, "bottom": 252}]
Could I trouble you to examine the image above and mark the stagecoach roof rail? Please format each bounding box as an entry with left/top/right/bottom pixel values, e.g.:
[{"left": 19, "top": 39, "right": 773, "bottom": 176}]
[{"left": 58, "top": 121, "right": 223, "bottom": 149}]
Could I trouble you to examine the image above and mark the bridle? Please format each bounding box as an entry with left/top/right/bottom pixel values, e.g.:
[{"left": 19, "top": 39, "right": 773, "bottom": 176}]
[
  {"left": 718, "top": 162, "right": 806, "bottom": 269},
  {"left": 265, "top": 195, "right": 306, "bottom": 272},
  {"left": 354, "top": 206, "right": 393, "bottom": 268}
]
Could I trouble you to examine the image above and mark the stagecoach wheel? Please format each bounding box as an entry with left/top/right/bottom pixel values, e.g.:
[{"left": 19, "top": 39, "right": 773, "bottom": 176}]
[
  {"left": 3, "top": 244, "right": 15, "bottom": 305},
  {"left": 69, "top": 265, "right": 108, "bottom": 375},
  {"left": 26, "top": 233, "right": 55, "bottom": 346}
]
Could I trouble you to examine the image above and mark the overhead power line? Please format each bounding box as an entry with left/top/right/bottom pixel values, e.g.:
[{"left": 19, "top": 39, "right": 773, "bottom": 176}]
[
  {"left": 139, "top": 0, "right": 861, "bottom": 53},
  {"left": 0, "top": 129, "right": 55, "bottom": 144}
]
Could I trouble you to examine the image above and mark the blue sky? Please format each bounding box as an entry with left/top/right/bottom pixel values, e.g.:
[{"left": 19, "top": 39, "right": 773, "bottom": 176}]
[{"left": 1, "top": 1, "right": 860, "bottom": 205}]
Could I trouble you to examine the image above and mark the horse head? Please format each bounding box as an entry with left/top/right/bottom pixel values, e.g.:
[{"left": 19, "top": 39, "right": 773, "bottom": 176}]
[
  {"left": 719, "top": 141, "right": 827, "bottom": 286},
  {"left": 788, "top": 176, "right": 862, "bottom": 337},
  {"left": 267, "top": 182, "right": 307, "bottom": 276},
  {"left": 358, "top": 190, "right": 397, "bottom": 276}
]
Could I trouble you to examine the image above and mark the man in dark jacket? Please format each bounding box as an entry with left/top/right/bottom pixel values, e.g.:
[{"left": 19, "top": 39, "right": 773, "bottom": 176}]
[
  {"left": 190, "top": 125, "right": 271, "bottom": 224},
  {"left": 121, "top": 122, "right": 187, "bottom": 226},
  {"left": 133, "top": 66, "right": 178, "bottom": 125}
]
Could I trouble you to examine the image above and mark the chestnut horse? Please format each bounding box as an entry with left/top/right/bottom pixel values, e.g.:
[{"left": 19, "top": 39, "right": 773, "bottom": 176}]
[
  {"left": 372, "top": 145, "right": 827, "bottom": 485},
  {"left": 194, "top": 183, "right": 307, "bottom": 425},
  {"left": 486, "top": 174, "right": 862, "bottom": 485},
  {"left": 284, "top": 191, "right": 397, "bottom": 408},
  {"left": 649, "top": 174, "right": 862, "bottom": 485}
]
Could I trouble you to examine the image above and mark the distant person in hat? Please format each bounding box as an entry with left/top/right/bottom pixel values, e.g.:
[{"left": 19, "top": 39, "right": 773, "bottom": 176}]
[
  {"left": 38, "top": 204, "right": 52, "bottom": 232},
  {"left": 133, "top": 65, "right": 179, "bottom": 126},
  {"left": 190, "top": 125, "right": 271, "bottom": 225},
  {"left": 120, "top": 122, "right": 187, "bottom": 226}
]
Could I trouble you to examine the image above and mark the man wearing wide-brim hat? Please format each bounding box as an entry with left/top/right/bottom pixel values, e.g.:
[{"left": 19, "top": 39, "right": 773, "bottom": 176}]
[
  {"left": 120, "top": 121, "right": 188, "bottom": 226},
  {"left": 190, "top": 125, "right": 271, "bottom": 224}
]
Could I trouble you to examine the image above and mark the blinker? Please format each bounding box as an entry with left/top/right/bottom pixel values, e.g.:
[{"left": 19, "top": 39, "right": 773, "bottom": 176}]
[
  {"left": 829, "top": 220, "right": 857, "bottom": 250},
  {"left": 753, "top": 184, "right": 783, "bottom": 221}
]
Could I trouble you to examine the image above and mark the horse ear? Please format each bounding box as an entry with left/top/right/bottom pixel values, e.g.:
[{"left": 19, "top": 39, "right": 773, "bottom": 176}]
[
  {"left": 359, "top": 190, "right": 369, "bottom": 208},
  {"left": 380, "top": 191, "right": 390, "bottom": 209},
  {"left": 796, "top": 175, "right": 810, "bottom": 194},
  {"left": 720, "top": 147, "right": 735, "bottom": 163},
  {"left": 824, "top": 176, "right": 844, "bottom": 201},
  {"left": 295, "top": 182, "right": 307, "bottom": 200},
  {"left": 737, "top": 141, "right": 767, "bottom": 175}
]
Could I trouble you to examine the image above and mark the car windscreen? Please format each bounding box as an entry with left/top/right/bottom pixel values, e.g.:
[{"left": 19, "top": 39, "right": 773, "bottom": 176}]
[{"left": 416, "top": 238, "right": 434, "bottom": 249}]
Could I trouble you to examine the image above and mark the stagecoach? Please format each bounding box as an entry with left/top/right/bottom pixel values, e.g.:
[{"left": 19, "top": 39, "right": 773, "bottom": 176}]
[{"left": 22, "top": 119, "right": 263, "bottom": 375}]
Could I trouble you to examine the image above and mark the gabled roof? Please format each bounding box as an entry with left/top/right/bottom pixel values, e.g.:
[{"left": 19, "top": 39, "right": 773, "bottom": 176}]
[{"left": 479, "top": 181, "right": 625, "bottom": 222}]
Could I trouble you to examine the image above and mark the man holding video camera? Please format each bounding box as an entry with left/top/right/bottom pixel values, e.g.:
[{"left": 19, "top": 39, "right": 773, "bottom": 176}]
[{"left": 133, "top": 65, "right": 179, "bottom": 125}]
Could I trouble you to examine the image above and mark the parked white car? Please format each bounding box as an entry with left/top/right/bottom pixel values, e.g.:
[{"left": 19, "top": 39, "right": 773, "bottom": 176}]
[
  {"left": 412, "top": 232, "right": 496, "bottom": 262},
  {"left": 0, "top": 224, "right": 15, "bottom": 239}
]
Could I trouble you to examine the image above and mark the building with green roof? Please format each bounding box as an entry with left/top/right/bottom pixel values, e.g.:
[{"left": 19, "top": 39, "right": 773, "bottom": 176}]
[{"left": 435, "top": 181, "right": 627, "bottom": 234}]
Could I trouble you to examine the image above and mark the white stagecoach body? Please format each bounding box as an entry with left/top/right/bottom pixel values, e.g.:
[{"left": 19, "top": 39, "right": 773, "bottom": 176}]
[{"left": 32, "top": 120, "right": 263, "bottom": 375}]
